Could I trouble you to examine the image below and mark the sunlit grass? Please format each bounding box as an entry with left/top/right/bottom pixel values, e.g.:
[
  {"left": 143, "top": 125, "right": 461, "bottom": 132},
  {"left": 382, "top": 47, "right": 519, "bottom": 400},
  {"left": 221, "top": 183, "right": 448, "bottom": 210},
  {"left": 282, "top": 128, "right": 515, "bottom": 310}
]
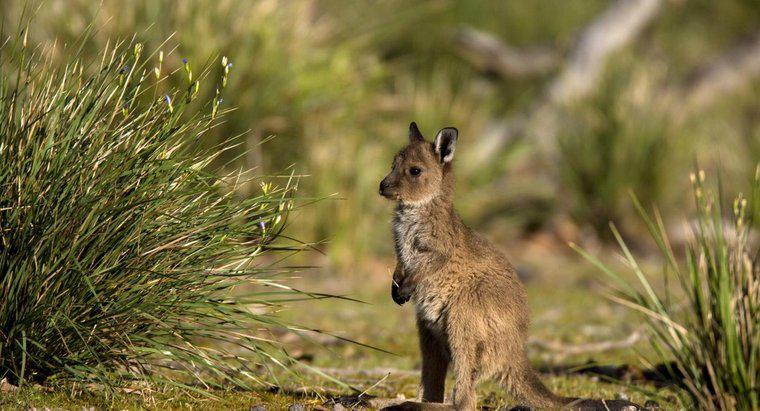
[
  {"left": 0, "top": 27, "right": 327, "bottom": 393},
  {"left": 575, "top": 168, "right": 760, "bottom": 409}
]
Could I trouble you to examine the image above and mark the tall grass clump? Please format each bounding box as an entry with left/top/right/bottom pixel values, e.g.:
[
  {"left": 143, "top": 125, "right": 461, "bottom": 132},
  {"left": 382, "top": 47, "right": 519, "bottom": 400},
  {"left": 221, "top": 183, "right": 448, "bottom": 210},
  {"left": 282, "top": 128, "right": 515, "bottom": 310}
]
[
  {"left": 0, "top": 34, "right": 311, "bottom": 390},
  {"left": 557, "top": 68, "right": 676, "bottom": 242},
  {"left": 574, "top": 168, "right": 759, "bottom": 409}
]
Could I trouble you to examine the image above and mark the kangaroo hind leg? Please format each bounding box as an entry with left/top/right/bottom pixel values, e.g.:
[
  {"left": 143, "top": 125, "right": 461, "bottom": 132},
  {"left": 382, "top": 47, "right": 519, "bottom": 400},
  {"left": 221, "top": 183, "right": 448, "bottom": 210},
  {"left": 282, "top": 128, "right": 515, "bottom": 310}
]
[{"left": 418, "top": 320, "right": 449, "bottom": 402}]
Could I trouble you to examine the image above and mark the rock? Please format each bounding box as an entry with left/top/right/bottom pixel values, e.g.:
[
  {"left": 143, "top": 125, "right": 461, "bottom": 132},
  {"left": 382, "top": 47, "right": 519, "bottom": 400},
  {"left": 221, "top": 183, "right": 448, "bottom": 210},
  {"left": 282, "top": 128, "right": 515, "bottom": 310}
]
[
  {"left": 249, "top": 405, "right": 267, "bottom": 411},
  {"left": 288, "top": 404, "right": 306, "bottom": 411},
  {"left": 0, "top": 378, "right": 18, "bottom": 392},
  {"left": 332, "top": 404, "right": 346, "bottom": 411}
]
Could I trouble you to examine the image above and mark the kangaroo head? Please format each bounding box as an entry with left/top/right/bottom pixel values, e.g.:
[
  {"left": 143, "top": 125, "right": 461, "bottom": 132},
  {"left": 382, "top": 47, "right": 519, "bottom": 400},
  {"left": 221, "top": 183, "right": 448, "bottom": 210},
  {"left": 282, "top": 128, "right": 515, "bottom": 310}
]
[{"left": 379, "top": 122, "right": 458, "bottom": 205}]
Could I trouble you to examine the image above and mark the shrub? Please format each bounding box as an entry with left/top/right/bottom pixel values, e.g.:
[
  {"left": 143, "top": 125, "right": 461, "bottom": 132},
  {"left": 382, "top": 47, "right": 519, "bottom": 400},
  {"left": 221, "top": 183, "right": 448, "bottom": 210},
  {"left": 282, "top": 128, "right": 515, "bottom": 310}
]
[
  {"left": 0, "top": 34, "right": 311, "bottom": 390},
  {"left": 574, "top": 168, "right": 759, "bottom": 409}
]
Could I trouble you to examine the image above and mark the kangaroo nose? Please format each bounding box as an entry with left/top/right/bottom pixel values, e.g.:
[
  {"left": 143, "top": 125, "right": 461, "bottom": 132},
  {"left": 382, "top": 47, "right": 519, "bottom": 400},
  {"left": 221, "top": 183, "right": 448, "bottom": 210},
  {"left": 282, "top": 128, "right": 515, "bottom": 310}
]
[{"left": 379, "top": 181, "right": 387, "bottom": 194}]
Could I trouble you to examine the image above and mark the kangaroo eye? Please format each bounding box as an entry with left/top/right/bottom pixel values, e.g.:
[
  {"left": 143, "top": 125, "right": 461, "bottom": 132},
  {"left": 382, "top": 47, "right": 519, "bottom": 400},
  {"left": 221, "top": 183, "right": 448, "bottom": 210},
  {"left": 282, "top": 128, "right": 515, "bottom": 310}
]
[{"left": 409, "top": 167, "right": 422, "bottom": 176}]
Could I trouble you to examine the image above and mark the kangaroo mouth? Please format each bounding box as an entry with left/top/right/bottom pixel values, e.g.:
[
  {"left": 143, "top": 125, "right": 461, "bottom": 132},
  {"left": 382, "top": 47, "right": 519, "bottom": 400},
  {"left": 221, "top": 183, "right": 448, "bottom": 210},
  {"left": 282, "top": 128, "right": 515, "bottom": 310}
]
[{"left": 379, "top": 188, "right": 400, "bottom": 201}]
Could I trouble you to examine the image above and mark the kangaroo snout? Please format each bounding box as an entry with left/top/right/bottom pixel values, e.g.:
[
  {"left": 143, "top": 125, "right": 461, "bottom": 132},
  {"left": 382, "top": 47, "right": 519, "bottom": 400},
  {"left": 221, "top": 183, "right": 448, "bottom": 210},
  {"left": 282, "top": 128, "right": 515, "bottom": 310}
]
[{"left": 379, "top": 178, "right": 394, "bottom": 198}]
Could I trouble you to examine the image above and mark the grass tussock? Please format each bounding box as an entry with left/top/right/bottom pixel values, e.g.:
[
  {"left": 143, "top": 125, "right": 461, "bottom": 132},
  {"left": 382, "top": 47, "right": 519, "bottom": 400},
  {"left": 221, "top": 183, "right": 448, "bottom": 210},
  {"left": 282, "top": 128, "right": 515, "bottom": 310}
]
[
  {"left": 575, "top": 168, "right": 760, "bottom": 409},
  {"left": 0, "top": 34, "right": 313, "bottom": 391}
]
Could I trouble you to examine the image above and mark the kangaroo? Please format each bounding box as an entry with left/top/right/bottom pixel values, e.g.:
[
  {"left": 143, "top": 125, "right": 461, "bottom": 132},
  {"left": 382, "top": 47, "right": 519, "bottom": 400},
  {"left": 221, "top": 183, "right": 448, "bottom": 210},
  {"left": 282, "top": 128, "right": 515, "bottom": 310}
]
[{"left": 378, "top": 123, "right": 644, "bottom": 411}]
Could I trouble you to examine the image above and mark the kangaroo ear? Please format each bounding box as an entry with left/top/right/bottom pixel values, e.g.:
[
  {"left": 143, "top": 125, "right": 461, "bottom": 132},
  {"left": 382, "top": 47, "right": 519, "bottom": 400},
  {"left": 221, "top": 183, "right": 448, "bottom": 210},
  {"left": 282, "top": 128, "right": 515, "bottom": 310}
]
[
  {"left": 409, "top": 122, "right": 425, "bottom": 143},
  {"left": 434, "top": 127, "right": 457, "bottom": 163}
]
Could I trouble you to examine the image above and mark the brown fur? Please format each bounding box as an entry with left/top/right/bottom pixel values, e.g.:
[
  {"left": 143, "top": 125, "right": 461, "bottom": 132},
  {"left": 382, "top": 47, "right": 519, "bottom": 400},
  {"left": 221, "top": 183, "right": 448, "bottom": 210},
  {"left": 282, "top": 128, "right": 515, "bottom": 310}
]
[{"left": 379, "top": 123, "right": 643, "bottom": 411}]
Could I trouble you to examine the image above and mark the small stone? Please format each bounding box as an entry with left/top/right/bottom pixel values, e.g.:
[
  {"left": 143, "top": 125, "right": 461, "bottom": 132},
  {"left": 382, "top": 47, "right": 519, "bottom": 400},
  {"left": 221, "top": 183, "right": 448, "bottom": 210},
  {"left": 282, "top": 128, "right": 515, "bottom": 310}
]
[
  {"left": 249, "top": 405, "right": 267, "bottom": 411},
  {"left": 0, "top": 378, "right": 18, "bottom": 392},
  {"left": 615, "top": 393, "right": 630, "bottom": 401},
  {"left": 332, "top": 404, "right": 346, "bottom": 411},
  {"left": 644, "top": 400, "right": 661, "bottom": 410},
  {"left": 620, "top": 406, "right": 637, "bottom": 411},
  {"left": 288, "top": 404, "right": 306, "bottom": 411}
]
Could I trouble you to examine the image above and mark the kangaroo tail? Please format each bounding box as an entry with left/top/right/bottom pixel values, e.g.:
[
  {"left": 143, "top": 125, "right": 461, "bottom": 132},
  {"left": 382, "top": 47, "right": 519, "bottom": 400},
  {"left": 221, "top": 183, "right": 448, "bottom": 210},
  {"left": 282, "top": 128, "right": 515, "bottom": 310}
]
[
  {"left": 507, "top": 359, "right": 647, "bottom": 410},
  {"left": 507, "top": 361, "right": 576, "bottom": 409}
]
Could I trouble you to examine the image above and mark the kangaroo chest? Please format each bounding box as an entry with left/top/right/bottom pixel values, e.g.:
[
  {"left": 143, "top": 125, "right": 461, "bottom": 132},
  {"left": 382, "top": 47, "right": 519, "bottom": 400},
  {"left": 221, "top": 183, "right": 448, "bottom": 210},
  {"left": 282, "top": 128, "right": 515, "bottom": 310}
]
[
  {"left": 393, "top": 205, "right": 456, "bottom": 327},
  {"left": 392, "top": 206, "right": 434, "bottom": 273}
]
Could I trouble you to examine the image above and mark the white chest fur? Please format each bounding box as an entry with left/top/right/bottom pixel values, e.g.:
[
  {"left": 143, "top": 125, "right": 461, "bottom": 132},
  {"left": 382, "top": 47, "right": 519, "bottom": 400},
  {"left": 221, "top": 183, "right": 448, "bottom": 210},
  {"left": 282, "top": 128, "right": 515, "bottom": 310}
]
[
  {"left": 393, "top": 205, "right": 448, "bottom": 325},
  {"left": 393, "top": 205, "right": 427, "bottom": 272},
  {"left": 415, "top": 290, "right": 447, "bottom": 325}
]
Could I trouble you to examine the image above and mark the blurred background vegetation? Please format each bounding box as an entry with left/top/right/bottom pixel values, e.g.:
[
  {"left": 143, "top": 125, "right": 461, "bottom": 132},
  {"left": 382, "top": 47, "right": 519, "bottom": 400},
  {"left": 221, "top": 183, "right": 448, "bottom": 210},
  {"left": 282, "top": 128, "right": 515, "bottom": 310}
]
[
  {"left": 1, "top": 1, "right": 758, "bottom": 408},
  {"left": 5, "top": 0, "right": 757, "bottom": 272}
]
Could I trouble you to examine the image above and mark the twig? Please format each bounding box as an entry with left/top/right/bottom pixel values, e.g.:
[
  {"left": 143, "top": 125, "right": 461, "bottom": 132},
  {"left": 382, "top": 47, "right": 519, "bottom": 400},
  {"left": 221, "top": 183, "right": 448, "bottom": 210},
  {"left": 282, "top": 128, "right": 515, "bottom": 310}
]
[{"left": 352, "top": 372, "right": 391, "bottom": 408}]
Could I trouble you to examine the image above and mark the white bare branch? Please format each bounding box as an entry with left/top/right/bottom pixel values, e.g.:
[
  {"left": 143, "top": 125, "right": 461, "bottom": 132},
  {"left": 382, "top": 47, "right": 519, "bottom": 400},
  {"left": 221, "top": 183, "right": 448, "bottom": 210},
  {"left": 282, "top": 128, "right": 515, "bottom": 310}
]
[
  {"left": 467, "top": 0, "right": 663, "bottom": 165},
  {"left": 528, "top": 328, "right": 646, "bottom": 356},
  {"left": 548, "top": 0, "right": 662, "bottom": 105},
  {"left": 454, "top": 27, "right": 558, "bottom": 78},
  {"left": 678, "top": 32, "right": 760, "bottom": 114}
]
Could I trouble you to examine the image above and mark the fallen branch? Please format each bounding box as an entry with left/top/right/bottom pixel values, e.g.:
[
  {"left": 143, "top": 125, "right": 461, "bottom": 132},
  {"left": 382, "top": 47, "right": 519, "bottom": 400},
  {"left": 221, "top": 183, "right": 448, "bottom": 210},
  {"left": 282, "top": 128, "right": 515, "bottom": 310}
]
[
  {"left": 528, "top": 328, "right": 645, "bottom": 355},
  {"left": 547, "top": 0, "right": 662, "bottom": 105},
  {"left": 467, "top": 0, "right": 663, "bottom": 164},
  {"left": 454, "top": 27, "right": 558, "bottom": 78},
  {"left": 677, "top": 32, "right": 760, "bottom": 115}
]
